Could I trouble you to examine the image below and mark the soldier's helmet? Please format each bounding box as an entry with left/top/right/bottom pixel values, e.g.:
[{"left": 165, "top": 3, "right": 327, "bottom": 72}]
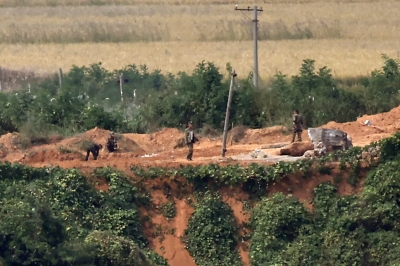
[
  {"left": 188, "top": 121, "right": 193, "bottom": 125},
  {"left": 110, "top": 131, "right": 115, "bottom": 135}
]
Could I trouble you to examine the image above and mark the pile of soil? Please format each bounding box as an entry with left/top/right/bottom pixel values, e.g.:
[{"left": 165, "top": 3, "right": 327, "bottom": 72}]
[
  {"left": 319, "top": 106, "right": 400, "bottom": 145},
  {"left": 125, "top": 128, "right": 187, "bottom": 154},
  {"left": 61, "top": 127, "right": 145, "bottom": 154},
  {"left": 25, "top": 148, "right": 84, "bottom": 164},
  {"left": 0, "top": 133, "right": 22, "bottom": 152},
  {"left": 280, "top": 141, "right": 314, "bottom": 157},
  {"left": 238, "top": 126, "right": 291, "bottom": 145}
]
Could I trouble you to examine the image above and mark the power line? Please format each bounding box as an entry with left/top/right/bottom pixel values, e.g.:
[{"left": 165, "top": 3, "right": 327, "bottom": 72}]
[{"left": 235, "top": 5, "right": 263, "bottom": 88}]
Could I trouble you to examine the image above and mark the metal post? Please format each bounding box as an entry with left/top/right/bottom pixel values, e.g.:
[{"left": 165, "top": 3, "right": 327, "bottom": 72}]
[
  {"left": 119, "top": 73, "right": 124, "bottom": 102},
  {"left": 253, "top": 6, "right": 259, "bottom": 88},
  {"left": 221, "top": 70, "right": 237, "bottom": 157},
  {"left": 235, "top": 5, "right": 263, "bottom": 88}
]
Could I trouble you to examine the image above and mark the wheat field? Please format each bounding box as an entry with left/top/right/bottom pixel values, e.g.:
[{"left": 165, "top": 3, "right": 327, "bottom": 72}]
[{"left": 0, "top": 0, "right": 399, "bottom": 78}]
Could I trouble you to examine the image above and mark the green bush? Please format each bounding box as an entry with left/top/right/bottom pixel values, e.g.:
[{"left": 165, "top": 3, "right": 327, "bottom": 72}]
[
  {"left": 0, "top": 163, "right": 167, "bottom": 265},
  {"left": 249, "top": 193, "right": 311, "bottom": 265},
  {"left": 1, "top": 55, "right": 399, "bottom": 135},
  {"left": 184, "top": 192, "right": 242, "bottom": 266},
  {"left": 246, "top": 132, "right": 400, "bottom": 265}
]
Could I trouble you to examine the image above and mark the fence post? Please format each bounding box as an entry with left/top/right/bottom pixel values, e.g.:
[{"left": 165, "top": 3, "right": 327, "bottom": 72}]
[
  {"left": 58, "top": 68, "right": 63, "bottom": 89},
  {"left": 119, "top": 73, "right": 124, "bottom": 102},
  {"left": 0, "top": 66, "right": 2, "bottom": 92}
]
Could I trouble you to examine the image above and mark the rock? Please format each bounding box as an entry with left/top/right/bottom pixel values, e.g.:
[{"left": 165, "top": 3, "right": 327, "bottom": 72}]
[
  {"left": 257, "top": 151, "right": 267, "bottom": 159},
  {"left": 361, "top": 151, "right": 372, "bottom": 161},
  {"left": 280, "top": 141, "right": 314, "bottom": 157},
  {"left": 303, "top": 150, "right": 315, "bottom": 158},
  {"left": 250, "top": 149, "right": 267, "bottom": 159}
]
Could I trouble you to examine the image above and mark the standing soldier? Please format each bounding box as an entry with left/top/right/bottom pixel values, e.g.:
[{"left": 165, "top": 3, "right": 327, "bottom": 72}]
[
  {"left": 185, "top": 121, "right": 198, "bottom": 161},
  {"left": 106, "top": 131, "right": 118, "bottom": 152},
  {"left": 85, "top": 143, "right": 103, "bottom": 161},
  {"left": 292, "top": 109, "right": 304, "bottom": 143}
]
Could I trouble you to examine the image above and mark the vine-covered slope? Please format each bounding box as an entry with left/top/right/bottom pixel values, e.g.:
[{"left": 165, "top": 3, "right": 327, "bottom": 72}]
[{"left": 0, "top": 132, "right": 399, "bottom": 265}]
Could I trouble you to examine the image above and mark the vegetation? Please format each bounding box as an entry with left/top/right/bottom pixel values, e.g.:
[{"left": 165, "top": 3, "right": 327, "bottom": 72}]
[
  {"left": 1, "top": 55, "right": 400, "bottom": 140},
  {"left": 0, "top": 164, "right": 167, "bottom": 265},
  {"left": 1, "top": 4, "right": 400, "bottom": 262},
  {"left": 0, "top": 130, "right": 399, "bottom": 264},
  {"left": 247, "top": 145, "right": 400, "bottom": 265},
  {"left": 160, "top": 202, "right": 176, "bottom": 219},
  {"left": 184, "top": 192, "right": 242, "bottom": 266}
]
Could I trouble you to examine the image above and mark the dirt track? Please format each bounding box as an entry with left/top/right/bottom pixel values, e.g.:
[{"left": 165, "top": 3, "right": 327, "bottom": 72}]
[
  {"left": 0, "top": 107, "right": 398, "bottom": 266},
  {"left": 0, "top": 106, "right": 396, "bottom": 169}
]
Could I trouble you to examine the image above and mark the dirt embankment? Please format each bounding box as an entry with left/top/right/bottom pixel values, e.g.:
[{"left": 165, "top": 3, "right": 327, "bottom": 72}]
[
  {"left": 0, "top": 106, "right": 398, "bottom": 266},
  {"left": 137, "top": 164, "right": 368, "bottom": 266}
]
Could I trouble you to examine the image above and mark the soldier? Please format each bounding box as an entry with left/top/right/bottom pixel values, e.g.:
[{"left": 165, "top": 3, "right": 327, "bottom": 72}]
[
  {"left": 185, "top": 121, "right": 198, "bottom": 161},
  {"left": 85, "top": 143, "right": 103, "bottom": 161},
  {"left": 106, "top": 131, "right": 118, "bottom": 152},
  {"left": 292, "top": 109, "right": 304, "bottom": 143}
]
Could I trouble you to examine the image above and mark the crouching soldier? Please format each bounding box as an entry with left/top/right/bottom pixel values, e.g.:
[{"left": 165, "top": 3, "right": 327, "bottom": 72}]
[
  {"left": 85, "top": 143, "right": 103, "bottom": 161},
  {"left": 106, "top": 131, "right": 118, "bottom": 152}
]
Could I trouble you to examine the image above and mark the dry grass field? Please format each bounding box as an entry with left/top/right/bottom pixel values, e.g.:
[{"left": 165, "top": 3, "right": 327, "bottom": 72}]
[{"left": 0, "top": 0, "right": 399, "bottom": 78}]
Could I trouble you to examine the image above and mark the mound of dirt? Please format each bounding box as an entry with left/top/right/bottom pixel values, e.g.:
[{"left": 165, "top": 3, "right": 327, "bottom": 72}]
[
  {"left": 125, "top": 128, "right": 188, "bottom": 154},
  {"left": 319, "top": 106, "right": 400, "bottom": 145},
  {"left": 238, "top": 126, "right": 290, "bottom": 145},
  {"left": 61, "top": 127, "right": 145, "bottom": 154},
  {"left": 0, "top": 133, "right": 22, "bottom": 153},
  {"left": 280, "top": 141, "right": 314, "bottom": 157},
  {"left": 25, "top": 148, "right": 84, "bottom": 164}
]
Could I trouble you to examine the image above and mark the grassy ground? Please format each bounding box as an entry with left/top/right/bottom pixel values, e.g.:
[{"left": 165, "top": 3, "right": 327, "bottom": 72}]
[{"left": 0, "top": 1, "right": 399, "bottom": 78}]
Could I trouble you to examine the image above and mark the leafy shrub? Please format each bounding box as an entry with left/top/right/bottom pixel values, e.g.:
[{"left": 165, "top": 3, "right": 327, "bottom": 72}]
[
  {"left": 85, "top": 230, "right": 162, "bottom": 266},
  {"left": 184, "top": 192, "right": 242, "bottom": 266},
  {"left": 0, "top": 162, "right": 164, "bottom": 265},
  {"left": 160, "top": 202, "right": 177, "bottom": 219},
  {"left": 249, "top": 193, "right": 311, "bottom": 265},
  {"left": 377, "top": 131, "right": 400, "bottom": 161}
]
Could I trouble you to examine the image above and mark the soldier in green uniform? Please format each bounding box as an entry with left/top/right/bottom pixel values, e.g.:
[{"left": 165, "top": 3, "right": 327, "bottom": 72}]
[
  {"left": 184, "top": 121, "right": 198, "bottom": 161},
  {"left": 106, "top": 131, "right": 118, "bottom": 152},
  {"left": 292, "top": 109, "right": 304, "bottom": 143},
  {"left": 85, "top": 143, "right": 103, "bottom": 161}
]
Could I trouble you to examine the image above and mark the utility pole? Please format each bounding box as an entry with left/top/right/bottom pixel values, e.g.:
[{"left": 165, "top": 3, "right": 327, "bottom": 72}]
[
  {"left": 235, "top": 5, "right": 263, "bottom": 88},
  {"left": 119, "top": 73, "right": 124, "bottom": 102},
  {"left": 221, "top": 70, "right": 237, "bottom": 157}
]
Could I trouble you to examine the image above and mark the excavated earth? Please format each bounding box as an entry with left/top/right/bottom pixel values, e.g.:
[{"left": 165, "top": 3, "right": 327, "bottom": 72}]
[{"left": 0, "top": 107, "right": 398, "bottom": 266}]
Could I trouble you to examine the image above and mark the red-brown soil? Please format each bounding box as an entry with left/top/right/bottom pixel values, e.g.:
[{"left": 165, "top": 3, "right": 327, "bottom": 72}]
[{"left": 1, "top": 106, "right": 399, "bottom": 266}]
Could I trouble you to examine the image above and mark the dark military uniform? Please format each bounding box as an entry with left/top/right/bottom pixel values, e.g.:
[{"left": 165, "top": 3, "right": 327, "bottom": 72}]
[
  {"left": 85, "top": 143, "right": 102, "bottom": 161},
  {"left": 106, "top": 135, "right": 118, "bottom": 152},
  {"left": 292, "top": 113, "right": 304, "bottom": 142},
  {"left": 185, "top": 126, "right": 198, "bottom": 161}
]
